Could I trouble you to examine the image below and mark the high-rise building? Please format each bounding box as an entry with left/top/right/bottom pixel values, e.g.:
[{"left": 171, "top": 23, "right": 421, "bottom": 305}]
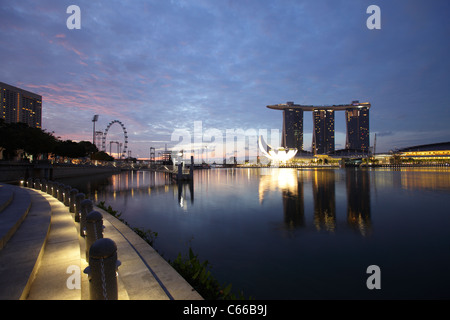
[
  {"left": 312, "top": 109, "right": 335, "bottom": 155},
  {"left": 282, "top": 102, "right": 303, "bottom": 150},
  {"left": 345, "top": 104, "right": 370, "bottom": 151},
  {"left": 0, "top": 82, "right": 42, "bottom": 128},
  {"left": 267, "top": 101, "right": 371, "bottom": 155}
]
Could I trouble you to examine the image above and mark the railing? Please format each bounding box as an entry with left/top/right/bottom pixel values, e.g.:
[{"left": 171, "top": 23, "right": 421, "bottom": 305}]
[{"left": 23, "top": 178, "right": 121, "bottom": 300}]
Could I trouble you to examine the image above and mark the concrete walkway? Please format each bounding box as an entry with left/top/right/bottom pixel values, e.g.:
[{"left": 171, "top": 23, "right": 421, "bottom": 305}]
[{"left": 0, "top": 182, "right": 203, "bottom": 300}]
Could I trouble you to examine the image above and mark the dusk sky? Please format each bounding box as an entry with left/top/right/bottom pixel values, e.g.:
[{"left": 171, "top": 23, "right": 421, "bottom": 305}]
[{"left": 1, "top": 0, "right": 449, "bottom": 159}]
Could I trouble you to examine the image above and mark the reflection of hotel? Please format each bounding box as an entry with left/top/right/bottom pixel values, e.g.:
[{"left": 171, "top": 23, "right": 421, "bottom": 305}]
[
  {"left": 267, "top": 101, "right": 370, "bottom": 155},
  {"left": 346, "top": 169, "right": 371, "bottom": 236},
  {"left": 312, "top": 170, "right": 336, "bottom": 232},
  {"left": 259, "top": 168, "right": 372, "bottom": 235}
]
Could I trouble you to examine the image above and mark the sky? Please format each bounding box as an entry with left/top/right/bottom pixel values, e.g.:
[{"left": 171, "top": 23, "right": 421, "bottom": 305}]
[{"left": 1, "top": 0, "right": 449, "bottom": 159}]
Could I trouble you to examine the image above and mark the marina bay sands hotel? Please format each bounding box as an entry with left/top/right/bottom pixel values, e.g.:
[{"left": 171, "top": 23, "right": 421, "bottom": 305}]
[{"left": 267, "top": 100, "right": 370, "bottom": 155}]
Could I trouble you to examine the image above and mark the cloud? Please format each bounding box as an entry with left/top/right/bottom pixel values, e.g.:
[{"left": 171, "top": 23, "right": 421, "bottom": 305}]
[{"left": 1, "top": 0, "right": 449, "bottom": 158}]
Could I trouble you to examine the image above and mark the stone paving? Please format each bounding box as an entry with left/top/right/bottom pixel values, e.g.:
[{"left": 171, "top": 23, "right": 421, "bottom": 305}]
[{"left": 0, "top": 182, "right": 203, "bottom": 300}]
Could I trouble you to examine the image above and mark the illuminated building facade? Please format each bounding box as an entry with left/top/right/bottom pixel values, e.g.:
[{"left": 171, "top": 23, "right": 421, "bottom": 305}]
[
  {"left": 282, "top": 103, "right": 304, "bottom": 150},
  {"left": 267, "top": 100, "right": 371, "bottom": 155},
  {"left": 345, "top": 104, "right": 370, "bottom": 151},
  {"left": 397, "top": 142, "right": 450, "bottom": 163},
  {"left": 0, "top": 82, "right": 42, "bottom": 128},
  {"left": 312, "top": 109, "right": 335, "bottom": 155}
]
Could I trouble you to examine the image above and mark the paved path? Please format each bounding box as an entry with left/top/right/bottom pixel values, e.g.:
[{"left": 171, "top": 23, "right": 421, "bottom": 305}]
[{"left": 0, "top": 182, "right": 203, "bottom": 300}]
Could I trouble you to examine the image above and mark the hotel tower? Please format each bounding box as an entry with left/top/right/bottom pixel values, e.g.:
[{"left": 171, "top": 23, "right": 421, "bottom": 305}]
[
  {"left": 0, "top": 82, "right": 42, "bottom": 129},
  {"left": 267, "top": 100, "right": 370, "bottom": 155}
]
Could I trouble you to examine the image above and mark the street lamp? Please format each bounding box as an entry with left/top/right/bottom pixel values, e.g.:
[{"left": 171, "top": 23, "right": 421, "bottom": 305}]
[{"left": 92, "top": 115, "right": 99, "bottom": 146}]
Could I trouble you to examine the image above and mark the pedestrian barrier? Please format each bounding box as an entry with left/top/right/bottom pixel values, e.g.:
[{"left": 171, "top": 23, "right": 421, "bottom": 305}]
[
  {"left": 69, "top": 188, "right": 78, "bottom": 213},
  {"left": 22, "top": 178, "right": 122, "bottom": 300},
  {"left": 74, "top": 193, "right": 85, "bottom": 222},
  {"left": 80, "top": 199, "right": 93, "bottom": 237},
  {"left": 85, "top": 210, "right": 104, "bottom": 261},
  {"left": 84, "top": 238, "right": 121, "bottom": 300}
]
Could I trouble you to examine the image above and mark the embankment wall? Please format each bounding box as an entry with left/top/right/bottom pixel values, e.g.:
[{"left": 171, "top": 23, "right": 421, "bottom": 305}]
[{"left": 0, "top": 163, "right": 120, "bottom": 183}]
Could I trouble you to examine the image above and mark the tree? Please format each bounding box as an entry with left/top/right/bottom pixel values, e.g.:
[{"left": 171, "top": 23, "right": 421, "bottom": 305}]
[
  {"left": 0, "top": 120, "right": 58, "bottom": 160},
  {"left": 78, "top": 141, "right": 98, "bottom": 155},
  {"left": 91, "top": 151, "right": 114, "bottom": 161},
  {"left": 0, "top": 120, "right": 102, "bottom": 161}
]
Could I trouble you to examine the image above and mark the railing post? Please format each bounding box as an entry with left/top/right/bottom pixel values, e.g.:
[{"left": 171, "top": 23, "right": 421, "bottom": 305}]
[
  {"left": 40, "top": 179, "right": 47, "bottom": 192},
  {"left": 69, "top": 189, "right": 79, "bottom": 213},
  {"left": 46, "top": 181, "right": 53, "bottom": 195},
  {"left": 83, "top": 238, "right": 121, "bottom": 300},
  {"left": 57, "top": 183, "right": 65, "bottom": 202},
  {"left": 74, "top": 193, "right": 85, "bottom": 222},
  {"left": 64, "top": 185, "right": 72, "bottom": 206},
  {"left": 33, "top": 178, "right": 40, "bottom": 190},
  {"left": 85, "top": 210, "right": 104, "bottom": 260},
  {"left": 80, "top": 199, "right": 93, "bottom": 237},
  {"left": 52, "top": 182, "right": 58, "bottom": 197}
]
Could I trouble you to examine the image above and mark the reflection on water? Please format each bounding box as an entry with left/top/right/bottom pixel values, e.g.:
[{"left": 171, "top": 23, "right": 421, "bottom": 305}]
[
  {"left": 58, "top": 167, "right": 450, "bottom": 299},
  {"left": 258, "top": 168, "right": 371, "bottom": 235},
  {"left": 61, "top": 167, "right": 450, "bottom": 239},
  {"left": 312, "top": 169, "right": 336, "bottom": 233},
  {"left": 346, "top": 169, "right": 371, "bottom": 236}
]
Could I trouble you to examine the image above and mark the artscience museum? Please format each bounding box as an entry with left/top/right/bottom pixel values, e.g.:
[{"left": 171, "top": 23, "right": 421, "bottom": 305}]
[{"left": 258, "top": 136, "right": 298, "bottom": 164}]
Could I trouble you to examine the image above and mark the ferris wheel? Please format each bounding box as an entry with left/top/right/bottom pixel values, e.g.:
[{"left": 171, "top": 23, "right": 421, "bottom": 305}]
[{"left": 101, "top": 120, "right": 128, "bottom": 159}]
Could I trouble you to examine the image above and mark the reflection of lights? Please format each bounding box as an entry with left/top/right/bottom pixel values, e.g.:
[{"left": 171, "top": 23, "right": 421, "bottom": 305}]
[
  {"left": 277, "top": 169, "right": 297, "bottom": 190},
  {"left": 258, "top": 136, "right": 297, "bottom": 163},
  {"left": 259, "top": 168, "right": 298, "bottom": 203}
]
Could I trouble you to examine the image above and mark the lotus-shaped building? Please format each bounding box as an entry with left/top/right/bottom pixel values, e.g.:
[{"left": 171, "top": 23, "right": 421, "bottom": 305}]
[{"left": 258, "top": 136, "right": 298, "bottom": 163}]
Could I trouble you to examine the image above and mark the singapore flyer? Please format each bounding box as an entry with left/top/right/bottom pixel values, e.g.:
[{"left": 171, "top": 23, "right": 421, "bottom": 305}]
[{"left": 101, "top": 120, "right": 128, "bottom": 159}]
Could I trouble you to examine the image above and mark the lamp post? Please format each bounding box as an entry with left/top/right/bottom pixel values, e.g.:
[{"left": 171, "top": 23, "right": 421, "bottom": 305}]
[{"left": 92, "top": 115, "right": 99, "bottom": 146}]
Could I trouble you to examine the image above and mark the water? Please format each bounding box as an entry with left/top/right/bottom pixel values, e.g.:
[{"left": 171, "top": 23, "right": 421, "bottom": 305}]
[{"left": 59, "top": 167, "right": 450, "bottom": 299}]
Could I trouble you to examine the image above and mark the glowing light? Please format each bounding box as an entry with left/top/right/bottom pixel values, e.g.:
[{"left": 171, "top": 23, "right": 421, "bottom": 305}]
[{"left": 258, "top": 136, "right": 297, "bottom": 163}]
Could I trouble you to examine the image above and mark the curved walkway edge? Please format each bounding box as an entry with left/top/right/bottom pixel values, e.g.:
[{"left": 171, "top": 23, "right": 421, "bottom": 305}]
[{"left": 0, "top": 183, "right": 203, "bottom": 300}]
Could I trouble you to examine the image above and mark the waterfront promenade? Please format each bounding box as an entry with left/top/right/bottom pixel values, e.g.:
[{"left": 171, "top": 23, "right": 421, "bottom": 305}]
[{"left": 0, "top": 182, "right": 203, "bottom": 300}]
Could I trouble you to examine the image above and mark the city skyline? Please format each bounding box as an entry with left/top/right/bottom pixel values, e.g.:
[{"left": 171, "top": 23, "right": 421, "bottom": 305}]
[{"left": 1, "top": 0, "right": 449, "bottom": 158}]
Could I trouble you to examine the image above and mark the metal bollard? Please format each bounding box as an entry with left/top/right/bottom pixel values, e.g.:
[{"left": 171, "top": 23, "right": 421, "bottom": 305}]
[
  {"left": 64, "top": 186, "right": 72, "bottom": 206},
  {"left": 26, "top": 178, "right": 33, "bottom": 188},
  {"left": 83, "top": 238, "right": 121, "bottom": 300},
  {"left": 46, "top": 181, "right": 53, "bottom": 195},
  {"left": 69, "top": 189, "right": 78, "bottom": 213},
  {"left": 74, "top": 193, "right": 85, "bottom": 222},
  {"left": 57, "top": 183, "right": 65, "bottom": 202},
  {"left": 52, "top": 182, "right": 58, "bottom": 197},
  {"left": 80, "top": 199, "right": 93, "bottom": 237},
  {"left": 33, "top": 178, "right": 40, "bottom": 190},
  {"left": 85, "top": 210, "right": 104, "bottom": 260},
  {"left": 40, "top": 179, "right": 47, "bottom": 192}
]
